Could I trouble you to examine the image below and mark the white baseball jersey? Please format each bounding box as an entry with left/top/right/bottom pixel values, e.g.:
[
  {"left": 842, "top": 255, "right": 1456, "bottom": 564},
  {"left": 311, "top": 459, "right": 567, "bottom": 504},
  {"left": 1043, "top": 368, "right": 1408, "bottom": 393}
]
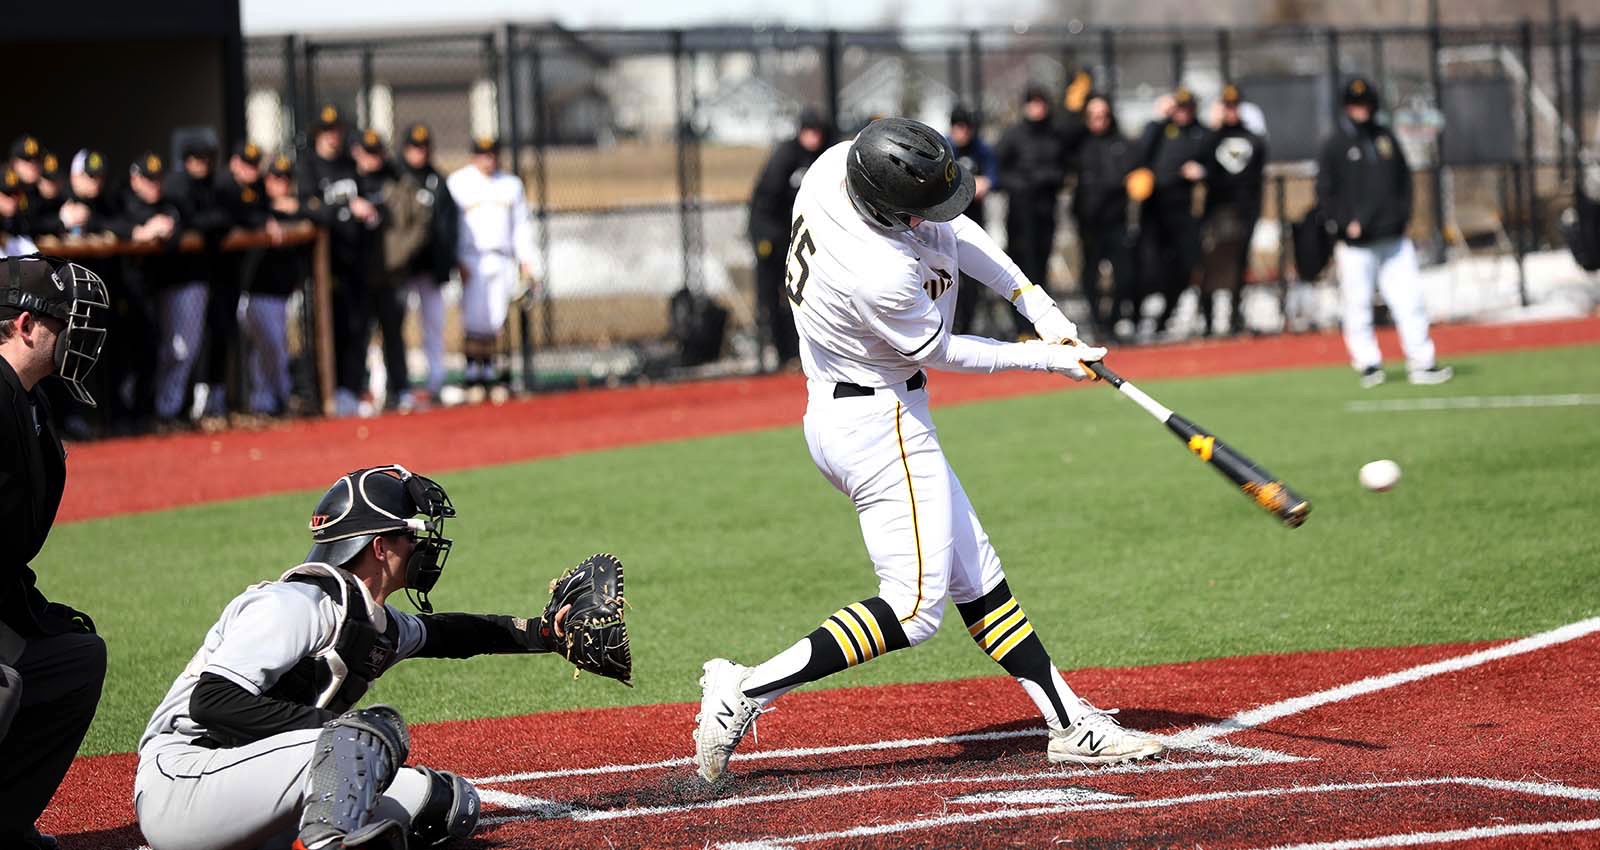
[
  {"left": 137, "top": 565, "right": 426, "bottom": 755},
  {"left": 447, "top": 166, "right": 536, "bottom": 265},
  {"left": 789, "top": 142, "right": 963, "bottom": 388}
]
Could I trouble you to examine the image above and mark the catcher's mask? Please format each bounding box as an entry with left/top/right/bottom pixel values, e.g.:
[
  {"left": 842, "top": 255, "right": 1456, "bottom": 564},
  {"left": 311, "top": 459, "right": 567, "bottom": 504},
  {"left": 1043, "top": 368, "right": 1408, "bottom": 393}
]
[
  {"left": 0, "top": 254, "right": 109, "bottom": 406},
  {"left": 306, "top": 465, "right": 456, "bottom": 613}
]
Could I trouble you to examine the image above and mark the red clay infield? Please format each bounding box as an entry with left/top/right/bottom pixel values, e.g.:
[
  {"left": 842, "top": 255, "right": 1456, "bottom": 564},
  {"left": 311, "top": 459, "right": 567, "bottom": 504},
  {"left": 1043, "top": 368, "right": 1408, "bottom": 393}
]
[
  {"left": 57, "top": 316, "right": 1600, "bottom": 523},
  {"left": 44, "top": 623, "right": 1600, "bottom": 849}
]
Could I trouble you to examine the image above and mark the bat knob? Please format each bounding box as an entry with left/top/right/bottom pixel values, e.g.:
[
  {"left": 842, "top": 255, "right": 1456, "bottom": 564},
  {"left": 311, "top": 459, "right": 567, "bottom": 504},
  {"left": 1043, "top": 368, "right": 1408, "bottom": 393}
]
[{"left": 1281, "top": 501, "right": 1312, "bottom": 529}]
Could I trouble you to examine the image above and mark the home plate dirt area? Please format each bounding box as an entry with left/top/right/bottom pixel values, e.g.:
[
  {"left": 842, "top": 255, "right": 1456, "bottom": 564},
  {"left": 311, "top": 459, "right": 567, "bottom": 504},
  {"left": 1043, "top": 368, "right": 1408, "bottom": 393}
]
[{"left": 50, "top": 617, "right": 1600, "bottom": 849}]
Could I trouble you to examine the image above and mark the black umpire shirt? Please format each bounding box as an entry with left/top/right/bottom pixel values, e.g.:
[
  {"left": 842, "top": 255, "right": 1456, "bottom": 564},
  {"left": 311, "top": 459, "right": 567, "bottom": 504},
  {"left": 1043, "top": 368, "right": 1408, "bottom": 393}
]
[{"left": 0, "top": 357, "right": 71, "bottom": 638}]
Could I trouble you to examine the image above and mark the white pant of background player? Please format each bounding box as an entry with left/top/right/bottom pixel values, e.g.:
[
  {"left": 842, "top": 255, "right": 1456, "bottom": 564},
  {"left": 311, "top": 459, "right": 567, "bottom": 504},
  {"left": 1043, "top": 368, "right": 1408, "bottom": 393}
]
[
  {"left": 1335, "top": 236, "right": 1439, "bottom": 372},
  {"left": 134, "top": 730, "right": 431, "bottom": 850}
]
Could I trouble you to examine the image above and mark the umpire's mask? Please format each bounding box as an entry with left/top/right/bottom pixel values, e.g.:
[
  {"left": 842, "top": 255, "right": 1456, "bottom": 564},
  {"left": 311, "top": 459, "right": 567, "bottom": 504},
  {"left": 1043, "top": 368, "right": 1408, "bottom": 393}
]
[{"left": 0, "top": 254, "right": 109, "bottom": 406}]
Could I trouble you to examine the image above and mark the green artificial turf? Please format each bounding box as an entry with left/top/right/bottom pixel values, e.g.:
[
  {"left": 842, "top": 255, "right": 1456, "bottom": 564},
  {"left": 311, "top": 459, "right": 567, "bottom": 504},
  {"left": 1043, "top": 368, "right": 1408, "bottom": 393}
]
[{"left": 35, "top": 345, "right": 1600, "bottom": 756}]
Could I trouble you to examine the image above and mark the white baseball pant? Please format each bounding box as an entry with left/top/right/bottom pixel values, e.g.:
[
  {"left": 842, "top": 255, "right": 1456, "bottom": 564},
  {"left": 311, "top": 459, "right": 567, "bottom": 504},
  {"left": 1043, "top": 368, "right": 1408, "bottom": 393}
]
[{"left": 1335, "top": 236, "right": 1438, "bottom": 372}]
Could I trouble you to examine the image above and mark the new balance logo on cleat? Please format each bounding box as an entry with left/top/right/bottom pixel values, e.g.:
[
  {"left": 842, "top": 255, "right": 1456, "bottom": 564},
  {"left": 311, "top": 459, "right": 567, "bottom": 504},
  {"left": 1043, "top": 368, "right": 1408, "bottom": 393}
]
[
  {"left": 693, "top": 659, "right": 766, "bottom": 783},
  {"left": 1048, "top": 703, "right": 1165, "bottom": 766}
]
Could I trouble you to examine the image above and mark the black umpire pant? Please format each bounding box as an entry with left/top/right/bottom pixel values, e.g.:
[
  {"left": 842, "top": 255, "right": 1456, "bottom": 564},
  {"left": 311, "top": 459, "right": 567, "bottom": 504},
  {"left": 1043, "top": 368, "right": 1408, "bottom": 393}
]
[
  {"left": 754, "top": 242, "right": 799, "bottom": 369},
  {"left": 0, "top": 631, "right": 106, "bottom": 837},
  {"left": 1004, "top": 191, "right": 1058, "bottom": 340}
]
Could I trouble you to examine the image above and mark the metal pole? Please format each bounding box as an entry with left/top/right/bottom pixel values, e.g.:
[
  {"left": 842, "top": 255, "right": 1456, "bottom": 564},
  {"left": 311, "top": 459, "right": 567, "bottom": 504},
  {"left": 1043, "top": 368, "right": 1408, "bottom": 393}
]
[
  {"left": 1428, "top": 23, "right": 1447, "bottom": 262},
  {"left": 1327, "top": 28, "right": 1341, "bottom": 119},
  {"left": 824, "top": 30, "right": 842, "bottom": 135},
  {"left": 672, "top": 30, "right": 697, "bottom": 297},
  {"left": 1572, "top": 18, "right": 1585, "bottom": 187},
  {"left": 1276, "top": 173, "right": 1289, "bottom": 330},
  {"left": 1372, "top": 32, "right": 1386, "bottom": 100},
  {"left": 1552, "top": 0, "right": 1568, "bottom": 182},
  {"left": 1520, "top": 18, "right": 1539, "bottom": 273},
  {"left": 968, "top": 29, "right": 984, "bottom": 128},
  {"left": 483, "top": 33, "right": 500, "bottom": 137},
  {"left": 530, "top": 34, "right": 553, "bottom": 360},
  {"left": 304, "top": 42, "right": 320, "bottom": 118},
  {"left": 1217, "top": 29, "right": 1231, "bottom": 83},
  {"left": 1171, "top": 39, "right": 1185, "bottom": 89},
  {"left": 947, "top": 45, "right": 962, "bottom": 109},
  {"left": 358, "top": 47, "right": 374, "bottom": 129},
  {"left": 1101, "top": 29, "right": 1116, "bottom": 98},
  {"left": 503, "top": 24, "right": 523, "bottom": 181},
  {"left": 283, "top": 34, "right": 302, "bottom": 152}
]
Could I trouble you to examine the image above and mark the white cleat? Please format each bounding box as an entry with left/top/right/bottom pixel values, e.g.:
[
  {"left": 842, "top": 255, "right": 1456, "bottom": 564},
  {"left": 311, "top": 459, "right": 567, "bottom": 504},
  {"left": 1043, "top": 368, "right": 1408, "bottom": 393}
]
[
  {"left": 1407, "top": 365, "right": 1454, "bottom": 385},
  {"left": 692, "top": 658, "right": 764, "bottom": 783},
  {"left": 1048, "top": 705, "right": 1165, "bottom": 766}
]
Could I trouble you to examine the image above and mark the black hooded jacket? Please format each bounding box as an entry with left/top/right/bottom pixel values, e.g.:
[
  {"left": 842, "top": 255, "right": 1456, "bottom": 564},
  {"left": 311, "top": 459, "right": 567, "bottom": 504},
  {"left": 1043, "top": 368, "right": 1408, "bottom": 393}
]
[
  {"left": 1071, "top": 117, "right": 1135, "bottom": 227},
  {"left": 996, "top": 115, "right": 1074, "bottom": 205},
  {"left": 1316, "top": 116, "right": 1412, "bottom": 245}
]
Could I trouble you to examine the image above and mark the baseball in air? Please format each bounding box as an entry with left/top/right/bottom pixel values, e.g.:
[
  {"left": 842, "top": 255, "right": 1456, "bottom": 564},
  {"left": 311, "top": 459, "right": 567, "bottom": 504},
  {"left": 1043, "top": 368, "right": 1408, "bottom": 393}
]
[{"left": 1359, "top": 459, "right": 1402, "bottom": 492}]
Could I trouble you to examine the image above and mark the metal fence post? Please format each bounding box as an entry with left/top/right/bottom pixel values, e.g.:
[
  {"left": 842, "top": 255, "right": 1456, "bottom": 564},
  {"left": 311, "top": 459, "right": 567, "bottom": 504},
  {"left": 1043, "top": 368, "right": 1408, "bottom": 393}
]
[
  {"left": 283, "top": 34, "right": 302, "bottom": 151},
  {"left": 1100, "top": 29, "right": 1116, "bottom": 96},
  {"left": 1327, "top": 28, "right": 1341, "bottom": 117},
  {"left": 530, "top": 32, "right": 553, "bottom": 357},
  {"left": 1520, "top": 18, "right": 1539, "bottom": 272},
  {"left": 1572, "top": 18, "right": 1585, "bottom": 185},
  {"left": 483, "top": 33, "right": 499, "bottom": 136},
  {"left": 968, "top": 29, "right": 984, "bottom": 127},
  {"left": 1552, "top": 3, "right": 1568, "bottom": 183},
  {"left": 1428, "top": 23, "right": 1447, "bottom": 261},
  {"left": 1217, "top": 29, "right": 1231, "bottom": 83},
  {"left": 304, "top": 41, "right": 320, "bottom": 117},
  {"left": 824, "top": 30, "right": 842, "bottom": 134},
  {"left": 947, "top": 44, "right": 963, "bottom": 108},
  {"left": 1372, "top": 32, "right": 1386, "bottom": 98},
  {"left": 1171, "top": 38, "right": 1185, "bottom": 88},
  {"left": 504, "top": 24, "right": 523, "bottom": 182},
  {"left": 671, "top": 30, "right": 703, "bottom": 302},
  {"left": 358, "top": 47, "right": 374, "bottom": 129}
]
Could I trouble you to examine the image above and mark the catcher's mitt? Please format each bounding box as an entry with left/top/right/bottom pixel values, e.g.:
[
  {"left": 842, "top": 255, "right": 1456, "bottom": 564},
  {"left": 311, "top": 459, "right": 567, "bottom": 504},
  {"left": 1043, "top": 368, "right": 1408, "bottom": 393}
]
[{"left": 542, "top": 553, "right": 632, "bottom": 686}]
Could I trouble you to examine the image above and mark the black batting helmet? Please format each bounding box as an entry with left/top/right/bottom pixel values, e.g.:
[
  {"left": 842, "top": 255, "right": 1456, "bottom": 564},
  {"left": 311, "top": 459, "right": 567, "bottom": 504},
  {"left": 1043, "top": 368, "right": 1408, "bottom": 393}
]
[
  {"left": 845, "top": 117, "right": 975, "bottom": 232},
  {"left": 307, "top": 465, "right": 456, "bottom": 612}
]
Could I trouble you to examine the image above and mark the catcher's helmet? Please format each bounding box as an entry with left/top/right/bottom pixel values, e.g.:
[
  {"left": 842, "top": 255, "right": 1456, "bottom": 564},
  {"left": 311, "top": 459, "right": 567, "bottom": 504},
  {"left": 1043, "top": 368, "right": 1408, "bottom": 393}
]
[
  {"left": 846, "top": 117, "right": 975, "bottom": 232},
  {"left": 0, "top": 254, "right": 109, "bottom": 406},
  {"left": 307, "top": 465, "right": 456, "bottom": 612}
]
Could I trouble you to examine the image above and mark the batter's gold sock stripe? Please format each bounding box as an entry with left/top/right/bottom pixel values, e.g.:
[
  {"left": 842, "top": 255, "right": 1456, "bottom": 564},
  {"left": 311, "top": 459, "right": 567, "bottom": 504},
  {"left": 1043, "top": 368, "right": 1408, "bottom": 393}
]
[
  {"left": 828, "top": 615, "right": 868, "bottom": 663},
  {"left": 821, "top": 619, "right": 860, "bottom": 666},
  {"left": 835, "top": 610, "right": 877, "bottom": 661},
  {"left": 967, "top": 597, "right": 1020, "bottom": 638},
  {"left": 989, "top": 622, "right": 1035, "bottom": 662},
  {"left": 982, "top": 614, "right": 1029, "bottom": 654},
  {"left": 976, "top": 607, "right": 1028, "bottom": 651},
  {"left": 843, "top": 604, "right": 884, "bottom": 658},
  {"left": 894, "top": 402, "right": 925, "bottom": 624}
]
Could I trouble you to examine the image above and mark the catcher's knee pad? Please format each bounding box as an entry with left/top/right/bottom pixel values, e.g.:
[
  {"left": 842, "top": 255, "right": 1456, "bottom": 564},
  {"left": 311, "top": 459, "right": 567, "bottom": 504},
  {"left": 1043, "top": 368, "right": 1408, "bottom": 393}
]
[
  {"left": 0, "top": 665, "right": 19, "bottom": 742},
  {"left": 410, "top": 767, "right": 480, "bottom": 847},
  {"left": 299, "top": 706, "right": 411, "bottom": 847}
]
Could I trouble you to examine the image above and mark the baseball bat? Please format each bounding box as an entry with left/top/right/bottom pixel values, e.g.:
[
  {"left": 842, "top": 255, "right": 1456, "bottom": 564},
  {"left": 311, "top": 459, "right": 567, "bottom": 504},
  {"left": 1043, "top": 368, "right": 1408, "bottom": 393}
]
[{"left": 1086, "top": 361, "right": 1312, "bottom": 528}]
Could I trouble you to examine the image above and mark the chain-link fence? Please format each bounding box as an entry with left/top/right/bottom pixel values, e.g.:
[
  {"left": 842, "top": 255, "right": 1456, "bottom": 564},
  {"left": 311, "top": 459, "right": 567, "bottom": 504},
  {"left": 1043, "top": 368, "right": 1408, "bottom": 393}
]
[{"left": 227, "top": 21, "right": 1593, "bottom": 389}]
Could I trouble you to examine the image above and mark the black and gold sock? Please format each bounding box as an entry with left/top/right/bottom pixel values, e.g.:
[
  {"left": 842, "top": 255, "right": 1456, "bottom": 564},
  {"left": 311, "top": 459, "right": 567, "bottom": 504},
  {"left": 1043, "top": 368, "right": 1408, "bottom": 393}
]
[
  {"left": 740, "top": 597, "right": 909, "bottom": 704},
  {"left": 957, "top": 580, "right": 1077, "bottom": 728}
]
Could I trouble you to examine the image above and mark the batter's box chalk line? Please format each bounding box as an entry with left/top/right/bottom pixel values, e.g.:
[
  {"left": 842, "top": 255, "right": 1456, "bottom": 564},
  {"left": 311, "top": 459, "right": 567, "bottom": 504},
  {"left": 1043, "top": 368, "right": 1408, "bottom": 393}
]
[{"left": 712, "top": 777, "right": 1600, "bottom": 850}]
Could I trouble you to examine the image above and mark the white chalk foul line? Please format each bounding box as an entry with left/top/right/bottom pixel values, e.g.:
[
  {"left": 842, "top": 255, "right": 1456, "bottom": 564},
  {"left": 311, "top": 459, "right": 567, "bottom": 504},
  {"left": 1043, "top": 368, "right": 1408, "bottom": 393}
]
[
  {"left": 1170, "top": 615, "right": 1600, "bottom": 748},
  {"left": 714, "top": 776, "right": 1600, "bottom": 849},
  {"left": 1345, "top": 393, "right": 1600, "bottom": 413},
  {"left": 1244, "top": 818, "right": 1600, "bottom": 850},
  {"left": 469, "top": 729, "right": 1294, "bottom": 786},
  {"left": 477, "top": 756, "right": 1285, "bottom": 828}
]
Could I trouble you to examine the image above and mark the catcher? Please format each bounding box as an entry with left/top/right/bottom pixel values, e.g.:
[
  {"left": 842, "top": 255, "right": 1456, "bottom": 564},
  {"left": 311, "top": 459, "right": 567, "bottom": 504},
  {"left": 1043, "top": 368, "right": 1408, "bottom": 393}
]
[{"left": 132, "top": 465, "right": 629, "bottom": 850}]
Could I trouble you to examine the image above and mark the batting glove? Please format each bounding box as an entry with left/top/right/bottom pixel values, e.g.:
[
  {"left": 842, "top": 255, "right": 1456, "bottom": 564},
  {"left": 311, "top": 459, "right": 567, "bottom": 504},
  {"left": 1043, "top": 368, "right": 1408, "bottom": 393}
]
[
  {"left": 1032, "top": 309, "right": 1079, "bottom": 346},
  {"left": 1041, "top": 341, "right": 1107, "bottom": 381}
]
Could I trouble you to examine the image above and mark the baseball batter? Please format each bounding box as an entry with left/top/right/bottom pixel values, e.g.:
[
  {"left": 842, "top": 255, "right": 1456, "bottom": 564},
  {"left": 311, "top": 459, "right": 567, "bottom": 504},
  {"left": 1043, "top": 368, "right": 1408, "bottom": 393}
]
[
  {"left": 693, "top": 118, "right": 1164, "bottom": 783},
  {"left": 133, "top": 465, "right": 625, "bottom": 850}
]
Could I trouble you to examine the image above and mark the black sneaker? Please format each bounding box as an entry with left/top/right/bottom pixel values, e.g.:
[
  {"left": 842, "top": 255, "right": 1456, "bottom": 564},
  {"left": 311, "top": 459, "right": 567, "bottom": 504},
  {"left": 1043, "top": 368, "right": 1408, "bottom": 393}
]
[{"left": 1359, "top": 366, "right": 1386, "bottom": 389}]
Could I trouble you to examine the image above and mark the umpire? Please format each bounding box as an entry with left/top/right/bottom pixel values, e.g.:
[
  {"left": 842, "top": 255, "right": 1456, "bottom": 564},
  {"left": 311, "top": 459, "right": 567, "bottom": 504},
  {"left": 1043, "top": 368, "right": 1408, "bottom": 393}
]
[{"left": 0, "top": 254, "right": 110, "bottom": 850}]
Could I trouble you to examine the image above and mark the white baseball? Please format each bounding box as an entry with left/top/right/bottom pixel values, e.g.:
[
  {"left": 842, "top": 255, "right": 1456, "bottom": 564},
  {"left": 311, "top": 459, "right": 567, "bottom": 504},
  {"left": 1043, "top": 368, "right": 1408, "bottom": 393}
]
[{"left": 1359, "top": 459, "right": 1402, "bottom": 492}]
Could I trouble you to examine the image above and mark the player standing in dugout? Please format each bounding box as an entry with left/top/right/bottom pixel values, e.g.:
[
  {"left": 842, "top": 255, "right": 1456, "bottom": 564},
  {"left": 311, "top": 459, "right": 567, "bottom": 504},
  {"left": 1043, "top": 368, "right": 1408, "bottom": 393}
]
[
  {"left": 1317, "top": 78, "right": 1452, "bottom": 388},
  {"left": 692, "top": 118, "right": 1163, "bottom": 784},
  {"left": 749, "top": 108, "right": 829, "bottom": 371},
  {"left": 0, "top": 254, "right": 110, "bottom": 850}
]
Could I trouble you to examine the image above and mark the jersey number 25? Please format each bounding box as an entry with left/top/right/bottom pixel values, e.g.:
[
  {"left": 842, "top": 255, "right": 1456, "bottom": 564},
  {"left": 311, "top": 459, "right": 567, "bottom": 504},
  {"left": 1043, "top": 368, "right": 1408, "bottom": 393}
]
[{"left": 786, "top": 215, "right": 817, "bottom": 306}]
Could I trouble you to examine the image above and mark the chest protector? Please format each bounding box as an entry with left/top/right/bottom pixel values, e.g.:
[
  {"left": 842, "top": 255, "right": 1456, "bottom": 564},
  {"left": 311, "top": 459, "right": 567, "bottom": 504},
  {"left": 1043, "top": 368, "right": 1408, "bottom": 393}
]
[{"left": 265, "top": 564, "right": 399, "bottom": 713}]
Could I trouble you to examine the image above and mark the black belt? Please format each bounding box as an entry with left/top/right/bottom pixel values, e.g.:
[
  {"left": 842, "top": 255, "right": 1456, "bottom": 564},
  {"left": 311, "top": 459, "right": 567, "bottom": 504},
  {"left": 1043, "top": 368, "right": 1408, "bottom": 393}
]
[{"left": 833, "top": 371, "right": 926, "bottom": 399}]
